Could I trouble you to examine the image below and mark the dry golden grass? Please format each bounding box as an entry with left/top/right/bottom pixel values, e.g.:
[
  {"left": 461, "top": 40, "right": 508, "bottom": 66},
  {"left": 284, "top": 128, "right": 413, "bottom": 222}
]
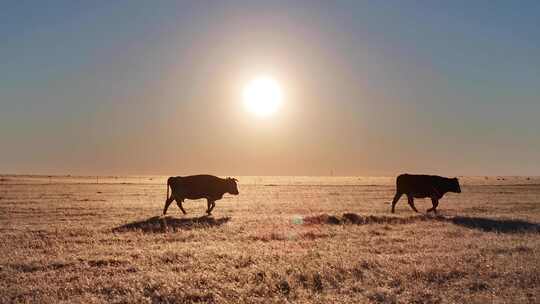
[{"left": 1, "top": 176, "right": 539, "bottom": 303}]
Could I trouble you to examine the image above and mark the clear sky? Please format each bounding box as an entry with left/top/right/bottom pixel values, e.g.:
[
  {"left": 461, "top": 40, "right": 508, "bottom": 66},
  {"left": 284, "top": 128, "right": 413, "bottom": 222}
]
[{"left": 1, "top": 1, "right": 539, "bottom": 176}]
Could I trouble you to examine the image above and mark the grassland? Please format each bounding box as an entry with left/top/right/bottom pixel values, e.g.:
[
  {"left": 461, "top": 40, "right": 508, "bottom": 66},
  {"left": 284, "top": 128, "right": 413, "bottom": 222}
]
[{"left": 1, "top": 176, "right": 539, "bottom": 303}]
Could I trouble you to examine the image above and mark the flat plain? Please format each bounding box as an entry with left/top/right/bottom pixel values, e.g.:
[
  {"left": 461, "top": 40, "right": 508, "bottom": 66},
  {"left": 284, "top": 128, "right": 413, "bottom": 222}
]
[{"left": 1, "top": 175, "right": 539, "bottom": 303}]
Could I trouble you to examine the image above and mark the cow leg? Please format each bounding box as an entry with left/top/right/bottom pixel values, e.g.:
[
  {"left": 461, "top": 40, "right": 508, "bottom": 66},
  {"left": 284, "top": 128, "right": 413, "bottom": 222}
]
[
  {"left": 208, "top": 201, "right": 216, "bottom": 214},
  {"left": 428, "top": 198, "right": 439, "bottom": 214},
  {"left": 163, "top": 196, "right": 174, "bottom": 215},
  {"left": 407, "top": 195, "right": 419, "bottom": 212},
  {"left": 206, "top": 199, "right": 215, "bottom": 215},
  {"left": 390, "top": 192, "right": 403, "bottom": 213},
  {"left": 176, "top": 199, "right": 187, "bottom": 214}
]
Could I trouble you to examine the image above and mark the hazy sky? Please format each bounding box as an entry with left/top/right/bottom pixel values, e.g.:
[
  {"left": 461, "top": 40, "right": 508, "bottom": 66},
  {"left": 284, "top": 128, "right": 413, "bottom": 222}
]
[{"left": 1, "top": 1, "right": 539, "bottom": 176}]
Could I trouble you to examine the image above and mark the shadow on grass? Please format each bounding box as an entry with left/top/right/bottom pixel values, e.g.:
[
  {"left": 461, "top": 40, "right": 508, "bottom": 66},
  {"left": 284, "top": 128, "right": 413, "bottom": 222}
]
[
  {"left": 449, "top": 216, "right": 540, "bottom": 233},
  {"left": 303, "top": 213, "right": 440, "bottom": 225},
  {"left": 302, "top": 213, "right": 540, "bottom": 234},
  {"left": 113, "top": 216, "right": 231, "bottom": 233}
]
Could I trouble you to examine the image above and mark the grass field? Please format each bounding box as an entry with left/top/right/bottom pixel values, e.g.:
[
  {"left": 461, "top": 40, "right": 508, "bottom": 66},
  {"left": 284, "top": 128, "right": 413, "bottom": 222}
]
[{"left": 1, "top": 175, "right": 539, "bottom": 303}]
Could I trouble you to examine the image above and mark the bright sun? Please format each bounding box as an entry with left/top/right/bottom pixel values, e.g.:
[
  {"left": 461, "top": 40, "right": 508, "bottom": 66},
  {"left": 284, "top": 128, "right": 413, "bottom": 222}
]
[{"left": 242, "top": 77, "right": 283, "bottom": 117}]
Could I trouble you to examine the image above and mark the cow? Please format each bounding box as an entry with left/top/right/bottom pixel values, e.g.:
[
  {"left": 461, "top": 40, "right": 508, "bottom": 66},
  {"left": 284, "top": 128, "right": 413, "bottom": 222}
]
[
  {"left": 163, "top": 175, "right": 239, "bottom": 215},
  {"left": 390, "top": 174, "right": 461, "bottom": 214}
]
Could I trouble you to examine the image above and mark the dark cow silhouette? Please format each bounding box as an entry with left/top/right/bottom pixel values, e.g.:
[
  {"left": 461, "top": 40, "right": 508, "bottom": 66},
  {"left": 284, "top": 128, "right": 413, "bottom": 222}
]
[
  {"left": 163, "top": 175, "right": 239, "bottom": 215},
  {"left": 390, "top": 174, "right": 461, "bottom": 214}
]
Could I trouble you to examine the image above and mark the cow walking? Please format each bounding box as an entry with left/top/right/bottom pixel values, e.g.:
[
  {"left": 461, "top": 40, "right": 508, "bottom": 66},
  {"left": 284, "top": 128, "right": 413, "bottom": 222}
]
[
  {"left": 163, "top": 175, "right": 239, "bottom": 215},
  {"left": 390, "top": 174, "right": 461, "bottom": 214}
]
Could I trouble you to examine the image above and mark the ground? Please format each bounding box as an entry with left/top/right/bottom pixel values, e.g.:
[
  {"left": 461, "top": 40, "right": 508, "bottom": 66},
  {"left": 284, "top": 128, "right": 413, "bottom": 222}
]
[{"left": 1, "top": 175, "right": 539, "bottom": 303}]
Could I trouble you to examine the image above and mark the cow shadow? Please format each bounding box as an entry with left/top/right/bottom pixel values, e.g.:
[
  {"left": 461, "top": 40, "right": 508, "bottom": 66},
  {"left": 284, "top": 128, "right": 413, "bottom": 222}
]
[
  {"left": 302, "top": 213, "right": 540, "bottom": 234},
  {"left": 448, "top": 216, "right": 540, "bottom": 233},
  {"left": 112, "top": 215, "right": 231, "bottom": 233}
]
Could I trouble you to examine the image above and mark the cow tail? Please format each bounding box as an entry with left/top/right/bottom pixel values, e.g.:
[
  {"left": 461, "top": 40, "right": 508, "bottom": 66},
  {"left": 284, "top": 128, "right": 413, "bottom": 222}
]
[{"left": 166, "top": 178, "right": 170, "bottom": 200}]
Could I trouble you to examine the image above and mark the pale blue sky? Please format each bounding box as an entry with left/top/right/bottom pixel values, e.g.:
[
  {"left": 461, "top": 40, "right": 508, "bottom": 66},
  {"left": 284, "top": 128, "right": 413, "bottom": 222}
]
[{"left": 1, "top": 1, "right": 539, "bottom": 176}]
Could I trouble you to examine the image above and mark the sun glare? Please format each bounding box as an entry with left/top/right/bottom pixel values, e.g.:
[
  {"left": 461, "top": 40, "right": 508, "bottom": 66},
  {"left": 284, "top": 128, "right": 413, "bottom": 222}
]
[{"left": 242, "top": 77, "right": 283, "bottom": 117}]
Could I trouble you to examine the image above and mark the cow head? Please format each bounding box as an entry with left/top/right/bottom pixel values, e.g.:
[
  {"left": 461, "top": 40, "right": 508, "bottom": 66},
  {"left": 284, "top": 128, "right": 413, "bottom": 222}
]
[
  {"left": 452, "top": 178, "right": 462, "bottom": 193},
  {"left": 226, "top": 177, "right": 239, "bottom": 195}
]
